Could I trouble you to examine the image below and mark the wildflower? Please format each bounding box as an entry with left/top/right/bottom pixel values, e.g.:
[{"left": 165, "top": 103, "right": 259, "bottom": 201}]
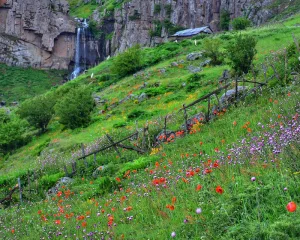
[
  {"left": 54, "top": 220, "right": 61, "bottom": 225},
  {"left": 286, "top": 202, "right": 297, "bottom": 212},
  {"left": 196, "top": 184, "right": 202, "bottom": 191},
  {"left": 116, "top": 177, "right": 121, "bottom": 182},
  {"left": 196, "top": 208, "right": 202, "bottom": 214},
  {"left": 82, "top": 222, "right": 87, "bottom": 228},
  {"left": 251, "top": 177, "right": 256, "bottom": 182},
  {"left": 11, "top": 229, "right": 15, "bottom": 234},
  {"left": 38, "top": 210, "right": 42, "bottom": 215},
  {"left": 284, "top": 187, "right": 288, "bottom": 191},
  {"left": 57, "top": 191, "right": 62, "bottom": 197},
  {"left": 171, "top": 232, "right": 176, "bottom": 238},
  {"left": 172, "top": 197, "right": 177, "bottom": 204},
  {"left": 216, "top": 186, "right": 224, "bottom": 194}
]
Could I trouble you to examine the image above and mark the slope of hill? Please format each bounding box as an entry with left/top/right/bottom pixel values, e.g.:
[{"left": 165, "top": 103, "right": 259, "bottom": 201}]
[{"left": 0, "top": 13, "right": 299, "bottom": 240}]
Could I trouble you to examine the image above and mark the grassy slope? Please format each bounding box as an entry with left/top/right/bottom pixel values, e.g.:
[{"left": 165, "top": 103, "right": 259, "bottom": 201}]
[
  {"left": 0, "top": 14, "right": 299, "bottom": 239},
  {"left": 0, "top": 64, "right": 66, "bottom": 103},
  {"left": 1, "top": 15, "right": 299, "bottom": 177}
]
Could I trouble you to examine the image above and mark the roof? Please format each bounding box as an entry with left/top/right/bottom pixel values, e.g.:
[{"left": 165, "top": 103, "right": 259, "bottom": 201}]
[{"left": 172, "top": 26, "right": 213, "bottom": 37}]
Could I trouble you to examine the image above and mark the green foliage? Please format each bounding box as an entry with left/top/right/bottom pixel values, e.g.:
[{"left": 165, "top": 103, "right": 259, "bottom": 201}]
[
  {"left": 0, "top": 111, "right": 29, "bottom": 153},
  {"left": 39, "top": 172, "right": 64, "bottom": 190},
  {"left": 111, "top": 45, "right": 143, "bottom": 77},
  {"left": 127, "top": 109, "right": 148, "bottom": 120},
  {"left": 89, "top": 20, "right": 102, "bottom": 38},
  {"left": 17, "top": 94, "right": 56, "bottom": 132},
  {"left": 149, "top": 20, "right": 163, "bottom": 37},
  {"left": 227, "top": 34, "right": 257, "bottom": 76},
  {"left": 164, "top": 4, "right": 172, "bottom": 17},
  {"left": 144, "top": 86, "right": 167, "bottom": 97},
  {"left": 232, "top": 17, "right": 251, "bottom": 30},
  {"left": 202, "top": 38, "right": 224, "bottom": 65},
  {"left": 154, "top": 4, "right": 161, "bottom": 14},
  {"left": 186, "top": 74, "right": 205, "bottom": 92},
  {"left": 129, "top": 10, "right": 141, "bottom": 21},
  {"left": 55, "top": 87, "right": 95, "bottom": 129},
  {"left": 287, "top": 40, "right": 300, "bottom": 72},
  {"left": 220, "top": 10, "right": 231, "bottom": 31}
]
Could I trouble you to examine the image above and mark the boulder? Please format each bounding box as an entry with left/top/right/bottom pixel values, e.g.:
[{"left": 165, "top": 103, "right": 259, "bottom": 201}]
[
  {"left": 200, "top": 59, "right": 211, "bottom": 67},
  {"left": 181, "top": 112, "right": 206, "bottom": 131},
  {"left": 138, "top": 93, "right": 148, "bottom": 103},
  {"left": 220, "top": 86, "right": 248, "bottom": 105},
  {"left": 187, "top": 65, "right": 202, "bottom": 73},
  {"left": 155, "top": 130, "right": 176, "bottom": 144},
  {"left": 47, "top": 177, "right": 74, "bottom": 195},
  {"left": 187, "top": 52, "right": 203, "bottom": 61}
]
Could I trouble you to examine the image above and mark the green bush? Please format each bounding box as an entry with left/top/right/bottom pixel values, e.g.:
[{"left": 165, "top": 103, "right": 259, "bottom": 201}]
[
  {"left": 127, "top": 109, "right": 148, "bottom": 120},
  {"left": 39, "top": 172, "right": 64, "bottom": 190},
  {"left": 17, "top": 94, "right": 56, "bottom": 132},
  {"left": 144, "top": 86, "right": 167, "bottom": 97},
  {"left": 186, "top": 74, "right": 205, "bottom": 92},
  {"left": 0, "top": 110, "right": 29, "bottom": 153},
  {"left": 232, "top": 17, "right": 251, "bottom": 31},
  {"left": 202, "top": 38, "right": 224, "bottom": 65},
  {"left": 227, "top": 34, "right": 257, "bottom": 76},
  {"left": 55, "top": 86, "right": 95, "bottom": 129},
  {"left": 111, "top": 45, "right": 143, "bottom": 77},
  {"left": 220, "top": 10, "right": 231, "bottom": 31}
]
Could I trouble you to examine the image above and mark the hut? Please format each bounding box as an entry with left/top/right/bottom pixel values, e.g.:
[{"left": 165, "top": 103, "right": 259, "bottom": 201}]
[{"left": 170, "top": 26, "right": 213, "bottom": 41}]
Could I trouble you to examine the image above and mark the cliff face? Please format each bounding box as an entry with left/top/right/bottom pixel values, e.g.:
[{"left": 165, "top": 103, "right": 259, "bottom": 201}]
[
  {"left": 0, "top": 0, "right": 290, "bottom": 70},
  {"left": 110, "top": 0, "right": 278, "bottom": 53},
  {"left": 0, "top": 0, "right": 76, "bottom": 69}
]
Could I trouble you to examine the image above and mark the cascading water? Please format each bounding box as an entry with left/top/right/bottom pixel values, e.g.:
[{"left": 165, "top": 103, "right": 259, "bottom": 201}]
[{"left": 70, "top": 19, "right": 89, "bottom": 80}]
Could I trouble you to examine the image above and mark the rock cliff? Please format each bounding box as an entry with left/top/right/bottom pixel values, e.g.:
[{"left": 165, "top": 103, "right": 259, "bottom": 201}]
[
  {"left": 0, "top": 0, "right": 76, "bottom": 69},
  {"left": 0, "top": 0, "right": 295, "bottom": 70}
]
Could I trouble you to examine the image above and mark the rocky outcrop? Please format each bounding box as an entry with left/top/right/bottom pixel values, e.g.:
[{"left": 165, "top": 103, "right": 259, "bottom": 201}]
[
  {"left": 0, "top": 0, "right": 76, "bottom": 69},
  {"left": 110, "top": 0, "right": 280, "bottom": 53}
]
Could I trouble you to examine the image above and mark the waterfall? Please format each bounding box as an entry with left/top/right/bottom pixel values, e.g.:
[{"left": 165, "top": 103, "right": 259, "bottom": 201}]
[{"left": 70, "top": 19, "right": 89, "bottom": 80}]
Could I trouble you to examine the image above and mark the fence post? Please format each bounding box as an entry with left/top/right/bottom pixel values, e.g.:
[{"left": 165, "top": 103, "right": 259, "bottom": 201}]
[
  {"left": 164, "top": 115, "right": 168, "bottom": 138},
  {"left": 235, "top": 77, "right": 238, "bottom": 105},
  {"left": 71, "top": 162, "right": 77, "bottom": 175},
  {"left": 63, "top": 164, "right": 69, "bottom": 177},
  {"left": 183, "top": 104, "right": 189, "bottom": 133},
  {"left": 27, "top": 171, "right": 31, "bottom": 201},
  {"left": 17, "top": 178, "right": 22, "bottom": 204},
  {"left": 93, "top": 153, "right": 97, "bottom": 165},
  {"left": 206, "top": 96, "right": 211, "bottom": 122},
  {"left": 106, "top": 134, "right": 122, "bottom": 159},
  {"left": 81, "top": 143, "right": 88, "bottom": 168}
]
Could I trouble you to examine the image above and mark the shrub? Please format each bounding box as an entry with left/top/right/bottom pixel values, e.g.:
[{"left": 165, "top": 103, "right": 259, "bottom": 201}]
[
  {"left": 55, "top": 86, "right": 95, "bottom": 129},
  {"left": 227, "top": 34, "right": 257, "bottom": 76},
  {"left": 127, "top": 109, "right": 148, "bottom": 120},
  {"left": 17, "top": 94, "right": 56, "bottom": 132},
  {"left": 186, "top": 74, "right": 205, "bottom": 92},
  {"left": 220, "top": 10, "right": 231, "bottom": 31},
  {"left": 111, "top": 45, "right": 143, "bottom": 77},
  {"left": 0, "top": 111, "right": 29, "bottom": 153},
  {"left": 232, "top": 17, "right": 251, "bottom": 31},
  {"left": 202, "top": 38, "right": 224, "bottom": 65}
]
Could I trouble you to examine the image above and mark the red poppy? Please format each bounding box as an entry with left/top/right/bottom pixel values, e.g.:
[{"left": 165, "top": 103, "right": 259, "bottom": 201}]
[
  {"left": 196, "top": 184, "right": 202, "bottom": 191},
  {"left": 286, "top": 202, "right": 297, "bottom": 212},
  {"left": 11, "top": 229, "right": 15, "bottom": 234},
  {"left": 216, "top": 186, "right": 224, "bottom": 194},
  {"left": 37, "top": 210, "right": 42, "bottom": 215},
  {"left": 54, "top": 220, "right": 61, "bottom": 225},
  {"left": 116, "top": 177, "right": 121, "bottom": 182},
  {"left": 82, "top": 222, "right": 87, "bottom": 228}
]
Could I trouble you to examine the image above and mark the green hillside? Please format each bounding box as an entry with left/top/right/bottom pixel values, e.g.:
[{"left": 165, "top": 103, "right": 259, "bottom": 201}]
[{"left": 0, "top": 13, "right": 299, "bottom": 239}]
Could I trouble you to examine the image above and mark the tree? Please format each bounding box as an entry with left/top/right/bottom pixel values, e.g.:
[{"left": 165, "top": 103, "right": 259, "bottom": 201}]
[
  {"left": 227, "top": 34, "right": 257, "bottom": 76},
  {"left": 55, "top": 86, "right": 95, "bottom": 129},
  {"left": 18, "top": 94, "right": 56, "bottom": 132},
  {"left": 0, "top": 110, "right": 28, "bottom": 153},
  {"left": 232, "top": 17, "right": 251, "bottom": 31},
  {"left": 202, "top": 38, "right": 224, "bottom": 65},
  {"left": 111, "top": 45, "right": 143, "bottom": 77}
]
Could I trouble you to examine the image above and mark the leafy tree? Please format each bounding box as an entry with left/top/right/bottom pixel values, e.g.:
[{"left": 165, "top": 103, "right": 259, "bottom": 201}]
[
  {"left": 0, "top": 110, "right": 28, "bottom": 153},
  {"left": 18, "top": 94, "right": 56, "bottom": 132},
  {"left": 55, "top": 86, "right": 95, "bottom": 129},
  {"left": 227, "top": 35, "right": 257, "bottom": 76},
  {"left": 111, "top": 45, "right": 143, "bottom": 77},
  {"left": 202, "top": 38, "right": 224, "bottom": 65},
  {"left": 232, "top": 17, "right": 251, "bottom": 31},
  {"left": 220, "top": 10, "right": 231, "bottom": 31}
]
